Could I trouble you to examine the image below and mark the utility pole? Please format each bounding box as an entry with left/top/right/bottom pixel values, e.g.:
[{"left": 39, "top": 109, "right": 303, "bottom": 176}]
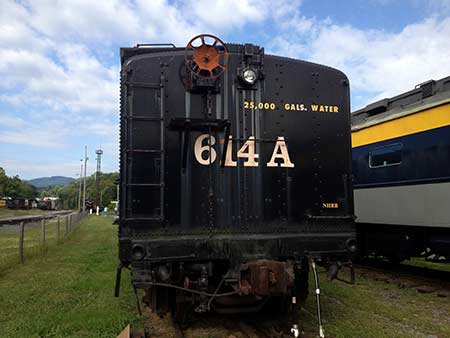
[
  {"left": 95, "top": 149, "right": 103, "bottom": 208},
  {"left": 82, "top": 146, "right": 88, "bottom": 212},
  {"left": 77, "top": 160, "right": 83, "bottom": 211}
]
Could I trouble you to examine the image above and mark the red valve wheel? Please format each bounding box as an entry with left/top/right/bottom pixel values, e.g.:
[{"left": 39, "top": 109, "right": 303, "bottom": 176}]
[{"left": 185, "top": 34, "right": 229, "bottom": 79}]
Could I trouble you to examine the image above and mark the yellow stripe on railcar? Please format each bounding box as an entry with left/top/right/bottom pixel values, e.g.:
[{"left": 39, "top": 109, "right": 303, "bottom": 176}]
[{"left": 352, "top": 102, "right": 450, "bottom": 148}]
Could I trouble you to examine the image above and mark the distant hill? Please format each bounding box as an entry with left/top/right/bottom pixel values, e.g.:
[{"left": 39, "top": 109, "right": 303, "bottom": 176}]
[{"left": 27, "top": 176, "right": 75, "bottom": 188}]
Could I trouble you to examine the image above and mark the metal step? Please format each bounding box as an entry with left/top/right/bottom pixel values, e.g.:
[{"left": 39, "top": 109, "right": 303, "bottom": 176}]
[
  {"left": 123, "top": 217, "right": 163, "bottom": 222},
  {"left": 125, "top": 183, "right": 163, "bottom": 187},
  {"left": 125, "top": 149, "right": 163, "bottom": 153},
  {"left": 125, "top": 81, "right": 160, "bottom": 89},
  {"left": 124, "top": 75, "right": 165, "bottom": 220},
  {"left": 124, "top": 116, "right": 162, "bottom": 121}
]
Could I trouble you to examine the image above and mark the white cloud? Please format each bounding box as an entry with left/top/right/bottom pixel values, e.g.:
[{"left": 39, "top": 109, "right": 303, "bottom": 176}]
[
  {"left": 0, "top": 117, "right": 70, "bottom": 148},
  {"left": 2, "top": 0, "right": 450, "bottom": 179},
  {"left": 180, "top": 0, "right": 270, "bottom": 30},
  {"left": 19, "top": 0, "right": 274, "bottom": 47},
  {"left": 24, "top": 0, "right": 140, "bottom": 44},
  {"left": 1, "top": 0, "right": 296, "bottom": 178},
  {"left": 0, "top": 0, "right": 287, "bottom": 123},
  {"left": 268, "top": 6, "right": 450, "bottom": 109},
  {"left": 308, "top": 18, "right": 450, "bottom": 107},
  {"left": 1, "top": 159, "right": 90, "bottom": 180},
  {"left": 0, "top": 45, "right": 117, "bottom": 115},
  {"left": 0, "top": 113, "right": 26, "bottom": 128}
]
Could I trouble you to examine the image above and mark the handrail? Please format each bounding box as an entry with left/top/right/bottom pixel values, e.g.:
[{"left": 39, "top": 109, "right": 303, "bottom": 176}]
[{"left": 135, "top": 43, "right": 176, "bottom": 48}]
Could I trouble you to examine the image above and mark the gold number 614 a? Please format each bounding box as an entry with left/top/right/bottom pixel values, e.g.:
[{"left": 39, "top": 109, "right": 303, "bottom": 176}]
[{"left": 193, "top": 134, "right": 295, "bottom": 168}]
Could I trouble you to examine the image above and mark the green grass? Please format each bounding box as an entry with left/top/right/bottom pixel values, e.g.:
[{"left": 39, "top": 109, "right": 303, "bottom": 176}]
[
  {"left": 299, "top": 268, "right": 450, "bottom": 338},
  {"left": 404, "top": 257, "right": 450, "bottom": 272},
  {"left": 0, "top": 216, "right": 139, "bottom": 338},
  {"left": 0, "top": 217, "right": 70, "bottom": 271},
  {"left": 0, "top": 217, "right": 449, "bottom": 338}
]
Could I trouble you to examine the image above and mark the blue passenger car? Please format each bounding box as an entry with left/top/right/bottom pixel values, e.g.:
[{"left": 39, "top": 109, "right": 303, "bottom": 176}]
[{"left": 352, "top": 76, "right": 450, "bottom": 261}]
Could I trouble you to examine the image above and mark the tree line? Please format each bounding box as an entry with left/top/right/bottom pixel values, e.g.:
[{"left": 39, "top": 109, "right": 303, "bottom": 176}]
[
  {"left": 0, "top": 167, "right": 38, "bottom": 198},
  {"left": 0, "top": 167, "right": 118, "bottom": 210},
  {"left": 41, "top": 172, "right": 119, "bottom": 210}
]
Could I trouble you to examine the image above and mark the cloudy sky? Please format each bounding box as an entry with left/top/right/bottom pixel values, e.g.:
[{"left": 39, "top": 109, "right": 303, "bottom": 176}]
[{"left": 1, "top": 0, "right": 450, "bottom": 179}]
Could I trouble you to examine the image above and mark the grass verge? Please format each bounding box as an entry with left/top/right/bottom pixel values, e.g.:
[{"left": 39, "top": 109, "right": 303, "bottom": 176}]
[
  {"left": 299, "top": 268, "right": 450, "bottom": 338},
  {"left": 0, "top": 217, "right": 72, "bottom": 271},
  {"left": 0, "top": 216, "right": 139, "bottom": 338},
  {"left": 405, "top": 257, "right": 450, "bottom": 273},
  {"left": 0, "top": 216, "right": 448, "bottom": 338}
]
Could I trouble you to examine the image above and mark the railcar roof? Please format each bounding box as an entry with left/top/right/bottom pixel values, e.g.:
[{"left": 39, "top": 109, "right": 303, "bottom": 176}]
[
  {"left": 120, "top": 43, "right": 347, "bottom": 77},
  {"left": 351, "top": 75, "right": 450, "bottom": 131}
]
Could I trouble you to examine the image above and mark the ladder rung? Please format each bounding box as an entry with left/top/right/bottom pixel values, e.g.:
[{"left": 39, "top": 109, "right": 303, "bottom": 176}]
[
  {"left": 126, "top": 183, "right": 163, "bottom": 187},
  {"left": 123, "top": 217, "right": 163, "bottom": 221},
  {"left": 124, "top": 116, "right": 162, "bottom": 121},
  {"left": 126, "top": 149, "right": 163, "bottom": 153},
  {"left": 126, "top": 81, "right": 160, "bottom": 89},
  {"left": 124, "top": 77, "right": 165, "bottom": 222}
]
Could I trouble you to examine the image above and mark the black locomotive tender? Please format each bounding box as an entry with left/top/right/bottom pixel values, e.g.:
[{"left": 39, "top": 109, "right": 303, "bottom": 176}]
[{"left": 116, "top": 35, "right": 356, "bottom": 317}]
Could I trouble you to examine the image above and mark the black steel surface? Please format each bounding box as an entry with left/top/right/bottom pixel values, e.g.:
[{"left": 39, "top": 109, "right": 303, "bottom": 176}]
[{"left": 118, "top": 42, "right": 355, "bottom": 267}]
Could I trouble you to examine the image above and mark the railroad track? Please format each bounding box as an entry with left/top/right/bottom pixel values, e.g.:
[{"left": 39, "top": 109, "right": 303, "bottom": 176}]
[
  {"left": 127, "top": 308, "right": 302, "bottom": 338},
  {"left": 176, "top": 316, "right": 294, "bottom": 338},
  {"left": 221, "top": 316, "right": 293, "bottom": 338}
]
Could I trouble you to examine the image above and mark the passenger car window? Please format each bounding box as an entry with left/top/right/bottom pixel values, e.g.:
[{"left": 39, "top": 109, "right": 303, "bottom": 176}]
[{"left": 369, "top": 143, "right": 402, "bottom": 168}]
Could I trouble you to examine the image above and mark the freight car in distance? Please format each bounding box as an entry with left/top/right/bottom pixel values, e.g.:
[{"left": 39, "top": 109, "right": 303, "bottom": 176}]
[
  {"left": 115, "top": 34, "right": 356, "bottom": 324},
  {"left": 6, "top": 197, "right": 32, "bottom": 210},
  {"left": 352, "top": 75, "right": 450, "bottom": 263}
]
